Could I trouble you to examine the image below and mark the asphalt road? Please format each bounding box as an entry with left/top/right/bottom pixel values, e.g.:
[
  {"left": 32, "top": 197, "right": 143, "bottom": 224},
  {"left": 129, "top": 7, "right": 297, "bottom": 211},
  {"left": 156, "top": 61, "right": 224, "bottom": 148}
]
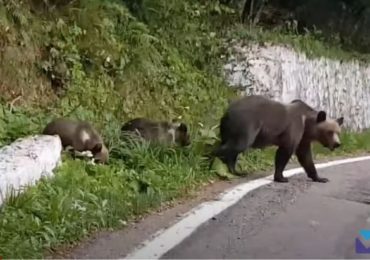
[
  {"left": 162, "top": 160, "right": 370, "bottom": 259},
  {"left": 65, "top": 159, "right": 370, "bottom": 259}
]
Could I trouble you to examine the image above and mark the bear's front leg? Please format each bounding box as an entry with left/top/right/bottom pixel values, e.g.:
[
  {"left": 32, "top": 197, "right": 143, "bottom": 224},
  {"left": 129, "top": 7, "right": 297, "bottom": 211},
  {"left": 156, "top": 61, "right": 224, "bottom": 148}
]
[{"left": 296, "top": 142, "right": 329, "bottom": 183}]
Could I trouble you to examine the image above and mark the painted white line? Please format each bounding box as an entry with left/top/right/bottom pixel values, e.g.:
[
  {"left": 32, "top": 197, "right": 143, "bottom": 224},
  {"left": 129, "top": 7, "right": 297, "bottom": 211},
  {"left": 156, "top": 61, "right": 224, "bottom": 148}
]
[{"left": 124, "top": 155, "right": 370, "bottom": 259}]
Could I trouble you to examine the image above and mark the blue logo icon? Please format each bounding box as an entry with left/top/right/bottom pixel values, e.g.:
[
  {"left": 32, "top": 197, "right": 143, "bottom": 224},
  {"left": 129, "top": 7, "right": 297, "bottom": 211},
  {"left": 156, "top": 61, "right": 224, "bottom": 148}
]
[{"left": 356, "top": 229, "right": 370, "bottom": 254}]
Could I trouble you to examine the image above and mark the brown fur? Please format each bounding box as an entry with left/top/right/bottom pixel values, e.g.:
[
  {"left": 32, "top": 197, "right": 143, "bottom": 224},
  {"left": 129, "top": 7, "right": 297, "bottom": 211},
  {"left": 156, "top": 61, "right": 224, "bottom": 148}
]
[
  {"left": 211, "top": 95, "right": 344, "bottom": 183},
  {"left": 42, "top": 118, "right": 109, "bottom": 164},
  {"left": 121, "top": 117, "right": 191, "bottom": 146}
]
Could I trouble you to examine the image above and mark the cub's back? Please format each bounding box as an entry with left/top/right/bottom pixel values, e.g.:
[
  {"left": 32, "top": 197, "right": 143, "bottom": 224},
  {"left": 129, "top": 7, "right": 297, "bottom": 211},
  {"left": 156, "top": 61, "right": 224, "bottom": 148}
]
[
  {"left": 75, "top": 121, "right": 103, "bottom": 145},
  {"left": 42, "top": 118, "right": 79, "bottom": 147},
  {"left": 121, "top": 118, "right": 176, "bottom": 144},
  {"left": 122, "top": 118, "right": 161, "bottom": 140},
  {"left": 43, "top": 118, "right": 102, "bottom": 148}
]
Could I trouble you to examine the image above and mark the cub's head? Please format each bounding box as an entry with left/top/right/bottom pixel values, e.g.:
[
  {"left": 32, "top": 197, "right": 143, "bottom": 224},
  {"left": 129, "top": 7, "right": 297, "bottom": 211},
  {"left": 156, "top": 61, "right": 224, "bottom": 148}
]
[
  {"left": 170, "top": 122, "right": 191, "bottom": 147},
  {"left": 315, "top": 111, "right": 344, "bottom": 151},
  {"left": 91, "top": 142, "right": 109, "bottom": 164}
]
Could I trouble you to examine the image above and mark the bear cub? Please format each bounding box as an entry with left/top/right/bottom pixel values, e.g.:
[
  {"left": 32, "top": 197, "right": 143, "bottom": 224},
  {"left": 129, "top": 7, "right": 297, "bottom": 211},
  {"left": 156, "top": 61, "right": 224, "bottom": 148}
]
[
  {"left": 42, "top": 118, "right": 109, "bottom": 164},
  {"left": 121, "top": 117, "right": 191, "bottom": 147}
]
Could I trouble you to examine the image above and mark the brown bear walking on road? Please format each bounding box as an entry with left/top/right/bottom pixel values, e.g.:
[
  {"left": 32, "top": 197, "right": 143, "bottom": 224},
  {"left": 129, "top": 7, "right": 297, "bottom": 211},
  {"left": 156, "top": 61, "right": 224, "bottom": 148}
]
[{"left": 211, "top": 95, "right": 344, "bottom": 183}]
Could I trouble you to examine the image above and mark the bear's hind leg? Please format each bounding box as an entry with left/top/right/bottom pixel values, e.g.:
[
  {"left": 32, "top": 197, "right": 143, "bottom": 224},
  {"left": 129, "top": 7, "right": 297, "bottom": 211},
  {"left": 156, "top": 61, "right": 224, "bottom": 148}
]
[
  {"left": 225, "top": 136, "right": 252, "bottom": 176},
  {"left": 224, "top": 150, "right": 243, "bottom": 176},
  {"left": 213, "top": 140, "right": 249, "bottom": 176},
  {"left": 211, "top": 144, "right": 242, "bottom": 175},
  {"left": 213, "top": 123, "right": 260, "bottom": 175},
  {"left": 274, "top": 146, "right": 294, "bottom": 183}
]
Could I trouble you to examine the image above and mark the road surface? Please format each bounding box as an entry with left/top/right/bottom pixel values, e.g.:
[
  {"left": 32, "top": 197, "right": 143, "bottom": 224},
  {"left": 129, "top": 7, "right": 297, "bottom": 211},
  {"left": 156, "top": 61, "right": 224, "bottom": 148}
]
[
  {"left": 65, "top": 158, "right": 370, "bottom": 259},
  {"left": 162, "top": 159, "right": 370, "bottom": 259}
]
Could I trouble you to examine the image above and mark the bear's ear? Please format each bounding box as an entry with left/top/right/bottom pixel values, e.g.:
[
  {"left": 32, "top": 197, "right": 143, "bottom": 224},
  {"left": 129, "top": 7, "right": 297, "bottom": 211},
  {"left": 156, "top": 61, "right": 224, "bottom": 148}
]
[
  {"left": 336, "top": 117, "right": 344, "bottom": 126},
  {"left": 178, "top": 123, "right": 188, "bottom": 133},
  {"left": 316, "top": 111, "right": 327, "bottom": 123},
  {"left": 91, "top": 143, "right": 103, "bottom": 154}
]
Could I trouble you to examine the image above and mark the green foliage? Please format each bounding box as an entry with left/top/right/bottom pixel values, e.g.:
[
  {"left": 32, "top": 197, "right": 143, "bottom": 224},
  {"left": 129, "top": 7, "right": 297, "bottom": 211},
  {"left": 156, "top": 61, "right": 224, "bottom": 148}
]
[
  {"left": 0, "top": 1, "right": 234, "bottom": 257},
  {"left": 238, "top": 0, "right": 370, "bottom": 55},
  {"left": 0, "top": 133, "right": 214, "bottom": 258},
  {"left": 2, "top": 102, "right": 370, "bottom": 258},
  {"left": 0, "top": 104, "right": 49, "bottom": 146},
  {"left": 1, "top": 0, "right": 370, "bottom": 258}
]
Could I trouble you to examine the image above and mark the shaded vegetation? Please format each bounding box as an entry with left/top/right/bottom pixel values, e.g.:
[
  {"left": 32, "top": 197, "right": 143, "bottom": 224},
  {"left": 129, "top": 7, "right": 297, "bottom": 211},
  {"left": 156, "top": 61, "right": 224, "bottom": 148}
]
[
  {"left": 231, "top": 0, "right": 370, "bottom": 55},
  {"left": 0, "top": 0, "right": 370, "bottom": 258}
]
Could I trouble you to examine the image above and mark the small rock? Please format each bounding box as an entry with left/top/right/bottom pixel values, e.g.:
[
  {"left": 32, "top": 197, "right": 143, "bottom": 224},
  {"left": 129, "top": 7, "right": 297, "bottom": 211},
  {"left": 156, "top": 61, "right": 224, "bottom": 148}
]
[
  {"left": 223, "top": 63, "right": 233, "bottom": 71},
  {"left": 233, "top": 64, "right": 245, "bottom": 72},
  {"left": 309, "top": 220, "right": 320, "bottom": 229}
]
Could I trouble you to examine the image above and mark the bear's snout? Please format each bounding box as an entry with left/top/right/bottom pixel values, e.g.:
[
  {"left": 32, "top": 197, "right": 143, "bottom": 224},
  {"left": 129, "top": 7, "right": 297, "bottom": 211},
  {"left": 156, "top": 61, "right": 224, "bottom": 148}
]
[
  {"left": 329, "top": 142, "right": 340, "bottom": 151},
  {"left": 333, "top": 142, "right": 341, "bottom": 149}
]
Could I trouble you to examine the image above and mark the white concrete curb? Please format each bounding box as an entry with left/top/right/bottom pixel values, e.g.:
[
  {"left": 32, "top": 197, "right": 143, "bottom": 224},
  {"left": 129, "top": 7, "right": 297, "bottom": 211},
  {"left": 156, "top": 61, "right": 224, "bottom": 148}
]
[{"left": 0, "top": 135, "right": 62, "bottom": 206}]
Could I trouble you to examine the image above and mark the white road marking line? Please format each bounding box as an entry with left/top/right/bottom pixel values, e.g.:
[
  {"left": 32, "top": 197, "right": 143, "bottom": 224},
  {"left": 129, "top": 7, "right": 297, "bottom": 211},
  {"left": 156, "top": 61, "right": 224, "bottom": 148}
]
[{"left": 124, "top": 155, "right": 370, "bottom": 259}]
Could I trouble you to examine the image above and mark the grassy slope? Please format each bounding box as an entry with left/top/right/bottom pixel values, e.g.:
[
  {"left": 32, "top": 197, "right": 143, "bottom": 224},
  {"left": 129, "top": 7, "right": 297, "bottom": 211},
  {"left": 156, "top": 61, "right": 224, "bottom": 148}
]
[{"left": 0, "top": 0, "right": 370, "bottom": 258}]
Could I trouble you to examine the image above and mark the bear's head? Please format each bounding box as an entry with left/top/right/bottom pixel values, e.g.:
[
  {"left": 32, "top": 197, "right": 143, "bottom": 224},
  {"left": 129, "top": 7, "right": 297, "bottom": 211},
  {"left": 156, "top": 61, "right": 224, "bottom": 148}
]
[
  {"left": 171, "top": 122, "right": 191, "bottom": 147},
  {"left": 315, "top": 111, "right": 344, "bottom": 151},
  {"left": 91, "top": 142, "right": 109, "bottom": 164}
]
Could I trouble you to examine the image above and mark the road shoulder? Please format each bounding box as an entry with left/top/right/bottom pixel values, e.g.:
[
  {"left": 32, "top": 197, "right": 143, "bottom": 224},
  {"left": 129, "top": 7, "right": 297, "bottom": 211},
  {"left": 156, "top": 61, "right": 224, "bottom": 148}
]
[{"left": 52, "top": 153, "right": 369, "bottom": 259}]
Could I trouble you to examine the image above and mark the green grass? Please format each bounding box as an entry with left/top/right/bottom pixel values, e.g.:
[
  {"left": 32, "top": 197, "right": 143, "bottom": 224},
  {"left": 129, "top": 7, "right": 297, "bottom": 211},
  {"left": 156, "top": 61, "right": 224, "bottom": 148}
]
[
  {"left": 1, "top": 104, "right": 370, "bottom": 258},
  {"left": 1, "top": 0, "right": 370, "bottom": 258},
  {"left": 0, "top": 136, "right": 214, "bottom": 258}
]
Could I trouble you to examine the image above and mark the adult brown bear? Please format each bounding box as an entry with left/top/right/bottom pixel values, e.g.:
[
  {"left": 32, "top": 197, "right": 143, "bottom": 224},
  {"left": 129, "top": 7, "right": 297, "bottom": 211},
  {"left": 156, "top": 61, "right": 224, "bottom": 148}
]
[{"left": 211, "top": 95, "right": 344, "bottom": 183}]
